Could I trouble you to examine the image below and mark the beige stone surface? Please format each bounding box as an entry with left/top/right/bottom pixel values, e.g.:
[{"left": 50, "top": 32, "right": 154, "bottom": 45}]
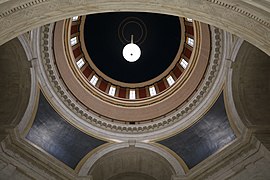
[
  {"left": 0, "top": 0, "right": 269, "bottom": 55},
  {"left": 89, "top": 147, "right": 174, "bottom": 180},
  {"left": 229, "top": 157, "right": 270, "bottom": 180},
  {"left": 54, "top": 20, "right": 210, "bottom": 121},
  {"left": 232, "top": 41, "right": 270, "bottom": 128},
  {"left": 0, "top": 162, "right": 32, "bottom": 180},
  {"left": 108, "top": 172, "right": 156, "bottom": 180},
  {"left": 0, "top": 1, "right": 269, "bottom": 180},
  {"left": 0, "top": 38, "right": 30, "bottom": 140},
  {"left": 228, "top": 144, "right": 270, "bottom": 180}
]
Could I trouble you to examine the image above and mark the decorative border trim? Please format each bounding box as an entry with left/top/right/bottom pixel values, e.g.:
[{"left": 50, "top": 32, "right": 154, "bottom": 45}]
[
  {"left": 206, "top": 0, "right": 270, "bottom": 28},
  {"left": 65, "top": 17, "right": 195, "bottom": 104},
  {"left": 78, "top": 142, "right": 185, "bottom": 176},
  {"left": 37, "top": 22, "right": 224, "bottom": 138},
  {"left": 74, "top": 16, "right": 188, "bottom": 91},
  {"left": 0, "top": 0, "right": 268, "bottom": 29},
  {"left": 0, "top": 0, "right": 48, "bottom": 19}
]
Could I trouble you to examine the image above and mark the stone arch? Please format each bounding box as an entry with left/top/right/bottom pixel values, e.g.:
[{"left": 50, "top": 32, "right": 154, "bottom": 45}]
[
  {"left": 87, "top": 145, "right": 177, "bottom": 180},
  {"left": 231, "top": 41, "right": 270, "bottom": 149},
  {"left": 0, "top": 0, "right": 269, "bottom": 55},
  {"left": 78, "top": 143, "right": 185, "bottom": 178},
  {"left": 0, "top": 37, "right": 31, "bottom": 140}
]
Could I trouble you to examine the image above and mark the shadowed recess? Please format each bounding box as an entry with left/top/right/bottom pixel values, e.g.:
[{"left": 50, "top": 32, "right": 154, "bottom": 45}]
[
  {"left": 26, "top": 92, "right": 106, "bottom": 169},
  {"left": 158, "top": 93, "right": 236, "bottom": 169}
]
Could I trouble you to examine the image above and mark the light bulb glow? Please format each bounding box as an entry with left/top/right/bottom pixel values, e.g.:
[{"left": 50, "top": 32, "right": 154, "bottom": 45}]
[{"left": 122, "top": 43, "right": 141, "bottom": 62}]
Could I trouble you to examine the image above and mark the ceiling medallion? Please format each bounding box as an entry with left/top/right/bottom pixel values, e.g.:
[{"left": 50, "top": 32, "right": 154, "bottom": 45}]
[
  {"left": 119, "top": 17, "right": 146, "bottom": 63},
  {"left": 122, "top": 35, "right": 141, "bottom": 62},
  {"left": 84, "top": 13, "right": 180, "bottom": 83},
  {"left": 118, "top": 16, "right": 147, "bottom": 45}
]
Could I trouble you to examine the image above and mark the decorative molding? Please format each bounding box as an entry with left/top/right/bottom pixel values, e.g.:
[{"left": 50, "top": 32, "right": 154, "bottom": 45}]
[
  {"left": 0, "top": 0, "right": 48, "bottom": 19},
  {"left": 3, "top": 128, "right": 268, "bottom": 180},
  {"left": 17, "top": 33, "right": 39, "bottom": 135},
  {"left": 224, "top": 34, "right": 245, "bottom": 135},
  {"left": 0, "top": 1, "right": 268, "bottom": 179},
  {"left": 78, "top": 142, "right": 185, "bottom": 177},
  {"left": 35, "top": 22, "right": 227, "bottom": 141},
  {"left": 76, "top": 17, "right": 188, "bottom": 91},
  {"left": 0, "top": 0, "right": 268, "bottom": 29},
  {"left": 54, "top": 19, "right": 207, "bottom": 121},
  {"left": 206, "top": 0, "right": 270, "bottom": 28}
]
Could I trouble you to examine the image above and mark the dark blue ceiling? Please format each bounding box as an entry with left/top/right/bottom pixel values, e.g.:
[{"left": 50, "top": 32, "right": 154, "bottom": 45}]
[
  {"left": 158, "top": 93, "right": 236, "bottom": 169},
  {"left": 26, "top": 91, "right": 236, "bottom": 170},
  {"left": 26, "top": 93, "right": 106, "bottom": 169}
]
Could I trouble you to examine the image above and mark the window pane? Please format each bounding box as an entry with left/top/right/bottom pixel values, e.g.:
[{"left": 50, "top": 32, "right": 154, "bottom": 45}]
[
  {"left": 187, "top": 37, "right": 194, "bottom": 47},
  {"left": 180, "top": 58, "right": 188, "bottom": 69},
  {"left": 149, "top": 86, "right": 157, "bottom": 96},
  {"left": 166, "top": 75, "right": 175, "bottom": 86},
  {"left": 90, "top": 75, "right": 98, "bottom": 86},
  {"left": 70, "top": 37, "right": 78, "bottom": 46},
  {"left": 129, "top": 89, "right": 136, "bottom": 100},
  {"left": 72, "top": 16, "right": 79, "bottom": 21},
  {"left": 76, "top": 58, "right": 85, "bottom": 69},
  {"left": 186, "top": 18, "right": 193, "bottom": 22},
  {"left": 108, "top": 86, "right": 116, "bottom": 96}
]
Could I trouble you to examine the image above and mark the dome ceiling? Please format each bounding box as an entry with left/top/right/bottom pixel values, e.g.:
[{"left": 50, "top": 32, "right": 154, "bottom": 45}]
[
  {"left": 53, "top": 12, "right": 212, "bottom": 123},
  {"left": 1, "top": 0, "right": 270, "bottom": 179},
  {"left": 83, "top": 12, "right": 181, "bottom": 83}
]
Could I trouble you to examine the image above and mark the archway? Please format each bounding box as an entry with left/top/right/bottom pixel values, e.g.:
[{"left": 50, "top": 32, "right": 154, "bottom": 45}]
[{"left": 0, "top": 0, "right": 269, "bottom": 55}]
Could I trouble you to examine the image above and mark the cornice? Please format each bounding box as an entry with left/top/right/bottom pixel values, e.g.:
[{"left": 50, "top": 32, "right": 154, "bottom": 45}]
[
  {"left": 0, "top": 0, "right": 48, "bottom": 19},
  {"left": 0, "top": 0, "right": 268, "bottom": 29},
  {"left": 206, "top": 0, "right": 270, "bottom": 28},
  {"left": 58, "top": 18, "right": 200, "bottom": 118}
]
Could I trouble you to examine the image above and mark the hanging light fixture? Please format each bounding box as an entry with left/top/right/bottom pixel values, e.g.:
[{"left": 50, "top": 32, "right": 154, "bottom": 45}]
[{"left": 122, "top": 35, "right": 141, "bottom": 62}]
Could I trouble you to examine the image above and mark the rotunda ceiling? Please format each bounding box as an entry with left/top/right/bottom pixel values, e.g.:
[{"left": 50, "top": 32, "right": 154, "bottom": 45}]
[
  {"left": 1, "top": 1, "right": 270, "bottom": 179},
  {"left": 13, "top": 10, "right": 239, "bottom": 176},
  {"left": 83, "top": 12, "right": 181, "bottom": 83},
  {"left": 40, "top": 11, "right": 224, "bottom": 140},
  {"left": 56, "top": 12, "right": 210, "bottom": 123}
]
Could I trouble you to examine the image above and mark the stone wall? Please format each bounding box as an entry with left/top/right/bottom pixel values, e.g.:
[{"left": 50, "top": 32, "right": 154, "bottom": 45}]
[
  {"left": 232, "top": 41, "right": 270, "bottom": 150},
  {"left": 0, "top": 38, "right": 31, "bottom": 141}
]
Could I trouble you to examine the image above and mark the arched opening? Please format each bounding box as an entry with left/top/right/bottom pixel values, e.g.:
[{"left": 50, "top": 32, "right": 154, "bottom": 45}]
[{"left": 89, "top": 147, "right": 175, "bottom": 180}]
